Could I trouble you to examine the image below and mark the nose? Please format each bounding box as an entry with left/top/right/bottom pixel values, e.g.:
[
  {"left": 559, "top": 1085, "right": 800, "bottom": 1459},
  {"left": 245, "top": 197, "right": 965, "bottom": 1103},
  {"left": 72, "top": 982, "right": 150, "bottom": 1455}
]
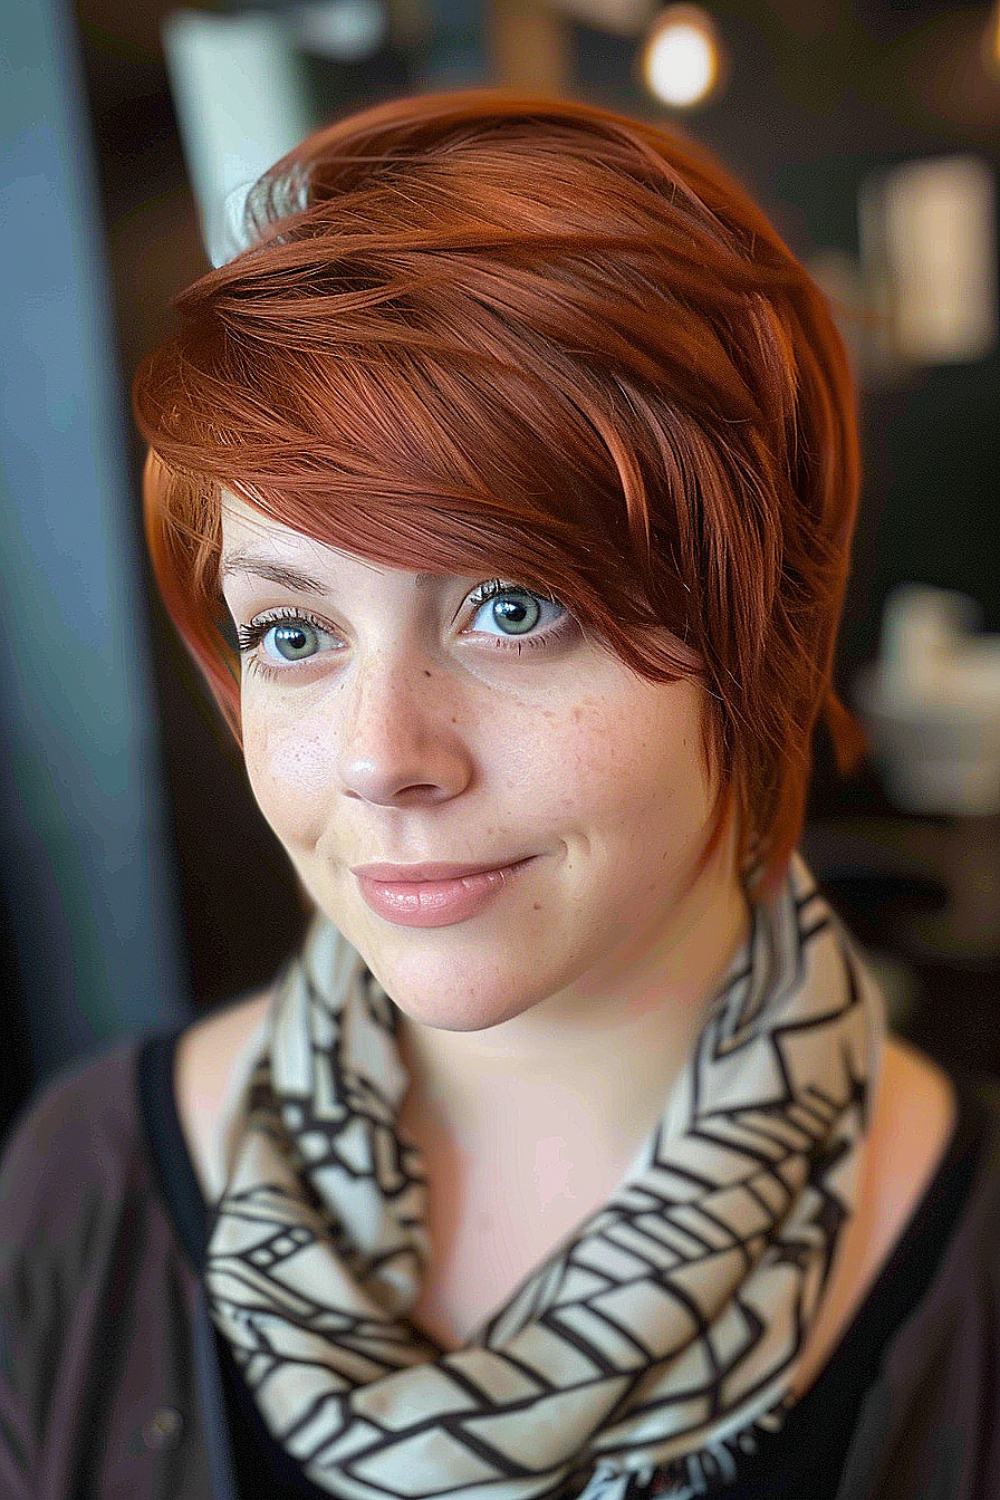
[{"left": 337, "top": 647, "right": 473, "bottom": 807}]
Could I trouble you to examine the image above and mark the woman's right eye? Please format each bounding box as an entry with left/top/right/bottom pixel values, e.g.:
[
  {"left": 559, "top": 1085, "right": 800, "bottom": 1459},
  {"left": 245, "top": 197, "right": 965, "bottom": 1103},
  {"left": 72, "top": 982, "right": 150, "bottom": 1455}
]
[
  {"left": 236, "top": 612, "right": 341, "bottom": 672},
  {"left": 264, "top": 621, "right": 323, "bottom": 663}
]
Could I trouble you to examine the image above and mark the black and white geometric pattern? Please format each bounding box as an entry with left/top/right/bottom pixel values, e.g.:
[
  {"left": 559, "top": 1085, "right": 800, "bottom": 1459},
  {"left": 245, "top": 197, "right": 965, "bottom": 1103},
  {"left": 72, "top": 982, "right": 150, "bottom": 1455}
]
[{"left": 205, "top": 857, "right": 885, "bottom": 1499}]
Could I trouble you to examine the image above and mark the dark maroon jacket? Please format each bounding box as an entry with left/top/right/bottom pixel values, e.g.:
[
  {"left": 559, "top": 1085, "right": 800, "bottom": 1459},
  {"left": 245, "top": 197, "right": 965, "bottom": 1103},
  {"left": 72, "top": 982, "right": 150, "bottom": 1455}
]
[{"left": 3, "top": 1036, "right": 1000, "bottom": 1500}]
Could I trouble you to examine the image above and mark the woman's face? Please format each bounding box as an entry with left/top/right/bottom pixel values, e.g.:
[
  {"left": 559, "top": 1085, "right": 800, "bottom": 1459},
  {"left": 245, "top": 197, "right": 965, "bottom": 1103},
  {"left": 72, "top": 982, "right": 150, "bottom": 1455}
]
[{"left": 220, "top": 493, "right": 739, "bottom": 1032}]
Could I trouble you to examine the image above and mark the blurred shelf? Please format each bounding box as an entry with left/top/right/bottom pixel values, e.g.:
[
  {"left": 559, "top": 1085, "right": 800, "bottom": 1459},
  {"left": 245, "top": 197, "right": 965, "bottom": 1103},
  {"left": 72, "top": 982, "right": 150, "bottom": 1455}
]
[{"left": 802, "top": 808, "right": 1000, "bottom": 1080}]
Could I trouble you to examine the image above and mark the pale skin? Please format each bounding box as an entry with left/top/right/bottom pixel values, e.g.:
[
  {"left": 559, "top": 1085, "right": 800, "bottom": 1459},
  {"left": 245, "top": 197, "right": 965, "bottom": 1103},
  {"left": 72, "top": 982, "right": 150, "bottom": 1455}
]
[{"left": 175, "top": 492, "right": 956, "bottom": 1395}]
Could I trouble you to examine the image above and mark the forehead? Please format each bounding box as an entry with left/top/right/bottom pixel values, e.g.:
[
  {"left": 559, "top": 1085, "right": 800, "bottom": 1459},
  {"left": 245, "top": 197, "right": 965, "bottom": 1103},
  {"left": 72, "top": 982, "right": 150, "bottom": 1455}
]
[{"left": 219, "top": 492, "right": 442, "bottom": 591}]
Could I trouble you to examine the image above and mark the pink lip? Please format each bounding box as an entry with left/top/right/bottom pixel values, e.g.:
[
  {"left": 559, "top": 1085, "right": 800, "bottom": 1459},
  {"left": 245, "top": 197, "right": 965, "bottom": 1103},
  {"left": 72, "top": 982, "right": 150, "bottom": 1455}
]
[
  {"left": 352, "top": 856, "right": 536, "bottom": 928},
  {"left": 352, "top": 859, "right": 529, "bottom": 882}
]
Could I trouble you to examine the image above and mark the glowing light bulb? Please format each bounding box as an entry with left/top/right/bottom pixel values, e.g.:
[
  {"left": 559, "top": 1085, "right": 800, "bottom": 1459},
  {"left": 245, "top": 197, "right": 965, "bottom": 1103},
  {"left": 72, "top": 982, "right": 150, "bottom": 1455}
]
[{"left": 641, "top": 6, "right": 721, "bottom": 109}]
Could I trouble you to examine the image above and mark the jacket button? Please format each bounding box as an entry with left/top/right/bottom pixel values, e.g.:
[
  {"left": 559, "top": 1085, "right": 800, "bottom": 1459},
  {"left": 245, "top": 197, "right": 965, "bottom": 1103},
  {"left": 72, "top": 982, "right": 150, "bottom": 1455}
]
[{"left": 141, "top": 1406, "right": 184, "bottom": 1450}]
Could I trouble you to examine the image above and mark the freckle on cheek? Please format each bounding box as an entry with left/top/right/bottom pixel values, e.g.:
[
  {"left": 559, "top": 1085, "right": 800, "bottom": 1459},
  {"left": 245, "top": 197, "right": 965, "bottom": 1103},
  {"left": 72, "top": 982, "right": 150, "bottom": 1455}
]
[{"left": 247, "top": 729, "right": 335, "bottom": 801}]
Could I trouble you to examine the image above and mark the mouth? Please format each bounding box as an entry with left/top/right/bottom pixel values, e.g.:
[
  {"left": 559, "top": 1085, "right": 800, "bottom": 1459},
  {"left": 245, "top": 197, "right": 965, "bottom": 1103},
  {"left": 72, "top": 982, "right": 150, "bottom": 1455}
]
[
  {"left": 350, "top": 855, "right": 537, "bottom": 928},
  {"left": 350, "top": 858, "right": 532, "bottom": 882}
]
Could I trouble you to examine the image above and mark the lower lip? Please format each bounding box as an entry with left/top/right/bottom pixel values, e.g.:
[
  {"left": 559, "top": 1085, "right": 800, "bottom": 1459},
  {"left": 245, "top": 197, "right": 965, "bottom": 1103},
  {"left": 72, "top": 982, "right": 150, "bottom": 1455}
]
[{"left": 354, "top": 857, "right": 535, "bottom": 928}]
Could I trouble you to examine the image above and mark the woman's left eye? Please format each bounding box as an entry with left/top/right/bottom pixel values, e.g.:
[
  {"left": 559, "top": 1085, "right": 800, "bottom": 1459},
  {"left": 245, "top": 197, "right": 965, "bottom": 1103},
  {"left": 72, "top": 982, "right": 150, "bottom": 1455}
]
[{"left": 465, "top": 581, "right": 567, "bottom": 646}]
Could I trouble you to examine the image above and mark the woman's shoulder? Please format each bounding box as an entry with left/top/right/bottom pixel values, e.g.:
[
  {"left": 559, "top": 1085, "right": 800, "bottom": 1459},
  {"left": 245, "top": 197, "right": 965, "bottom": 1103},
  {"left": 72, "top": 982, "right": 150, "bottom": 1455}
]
[
  {"left": 0, "top": 985, "right": 270, "bottom": 1252},
  {"left": 0, "top": 1034, "right": 149, "bottom": 1209},
  {"left": 868, "top": 1035, "right": 957, "bottom": 1215},
  {"left": 0, "top": 1032, "right": 220, "bottom": 1499},
  {"left": 853, "top": 1037, "right": 1000, "bottom": 1344},
  {"left": 785, "top": 1035, "right": 955, "bottom": 1401},
  {"left": 173, "top": 986, "right": 275, "bottom": 1201},
  {"left": 0, "top": 1033, "right": 173, "bottom": 1313},
  {"left": 843, "top": 1048, "right": 1000, "bottom": 1498}
]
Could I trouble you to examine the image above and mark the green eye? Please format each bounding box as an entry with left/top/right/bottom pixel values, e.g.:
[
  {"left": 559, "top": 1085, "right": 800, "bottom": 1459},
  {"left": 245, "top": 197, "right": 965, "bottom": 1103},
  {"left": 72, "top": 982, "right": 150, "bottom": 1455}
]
[
  {"left": 467, "top": 581, "right": 564, "bottom": 642},
  {"left": 476, "top": 590, "right": 542, "bottom": 636},
  {"left": 265, "top": 621, "right": 321, "bottom": 662},
  {"left": 236, "top": 614, "right": 337, "bottom": 668}
]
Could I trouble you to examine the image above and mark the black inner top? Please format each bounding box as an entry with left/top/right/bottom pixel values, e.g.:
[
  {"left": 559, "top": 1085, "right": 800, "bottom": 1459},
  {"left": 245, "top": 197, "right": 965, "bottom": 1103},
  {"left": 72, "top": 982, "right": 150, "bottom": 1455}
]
[{"left": 137, "top": 1023, "right": 984, "bottom": 1499}]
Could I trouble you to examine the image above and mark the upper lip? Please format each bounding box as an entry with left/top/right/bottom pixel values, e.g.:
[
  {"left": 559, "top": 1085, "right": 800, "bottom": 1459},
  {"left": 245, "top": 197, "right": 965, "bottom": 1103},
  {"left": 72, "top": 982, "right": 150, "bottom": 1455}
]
[{"left": 351, "top": 858, "right": 530, "bottom": 882}]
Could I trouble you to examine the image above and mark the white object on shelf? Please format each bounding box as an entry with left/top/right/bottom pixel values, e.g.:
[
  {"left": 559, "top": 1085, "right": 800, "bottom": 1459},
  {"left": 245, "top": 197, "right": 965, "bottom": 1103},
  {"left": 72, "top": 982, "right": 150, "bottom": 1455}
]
[
  {"left": 856, "top": 584, "right": 1000, "bottom": 815},
  {"left": 291, "top": 0, "right": 388, "bottom": 62},
  {"left": 162, "top": 9, "right": 313, "bottom": 267},
  {"left": 860, "top": 155, "right": 998, "bottom": 366}
]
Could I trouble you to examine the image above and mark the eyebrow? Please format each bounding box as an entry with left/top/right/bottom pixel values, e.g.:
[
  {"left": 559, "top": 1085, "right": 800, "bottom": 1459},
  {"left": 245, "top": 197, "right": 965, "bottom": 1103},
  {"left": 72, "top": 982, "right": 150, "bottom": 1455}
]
[
  {"left": 219, "top": 553, "right": 327, "bottom": 593},
  {"left": 219, "top": 550, "right": 445, "bottom": 594}
]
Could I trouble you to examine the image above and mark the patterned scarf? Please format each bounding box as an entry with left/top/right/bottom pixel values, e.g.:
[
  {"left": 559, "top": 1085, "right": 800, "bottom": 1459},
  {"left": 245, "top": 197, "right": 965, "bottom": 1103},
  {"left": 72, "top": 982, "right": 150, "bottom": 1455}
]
[{"left": 205, "top": 857, "right": 885, "bottom": 1499}]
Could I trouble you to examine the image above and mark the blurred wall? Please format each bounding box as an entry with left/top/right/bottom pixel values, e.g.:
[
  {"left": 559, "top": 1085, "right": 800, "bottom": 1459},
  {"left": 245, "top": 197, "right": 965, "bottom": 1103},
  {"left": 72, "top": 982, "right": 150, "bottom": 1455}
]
[{"left": 0, "top": 0, "right": 189, "bottom": 1129}]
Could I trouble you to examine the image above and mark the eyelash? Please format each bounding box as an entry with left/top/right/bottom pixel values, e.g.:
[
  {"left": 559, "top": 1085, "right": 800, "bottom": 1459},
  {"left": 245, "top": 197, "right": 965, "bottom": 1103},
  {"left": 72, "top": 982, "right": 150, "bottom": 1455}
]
[
  {"left": 235, "top": 609, "right": 333, "bottom": 678},
  {"left": 234, "top": 580, "right": 572, "bottom": 681}
]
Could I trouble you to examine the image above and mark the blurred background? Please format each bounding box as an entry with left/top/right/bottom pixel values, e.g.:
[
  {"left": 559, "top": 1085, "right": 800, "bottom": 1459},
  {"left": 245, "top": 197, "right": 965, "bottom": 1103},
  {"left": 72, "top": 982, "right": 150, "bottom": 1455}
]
[{"left": 3, "top": 0, "right": 1000, "bottom": 1137}]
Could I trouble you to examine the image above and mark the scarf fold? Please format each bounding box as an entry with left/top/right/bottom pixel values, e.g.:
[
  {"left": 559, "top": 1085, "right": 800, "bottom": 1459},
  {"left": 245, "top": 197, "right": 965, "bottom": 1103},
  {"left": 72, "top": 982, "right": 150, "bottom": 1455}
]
[{"left": 205, "top": 857, "right": 885, "bottom": 1499}]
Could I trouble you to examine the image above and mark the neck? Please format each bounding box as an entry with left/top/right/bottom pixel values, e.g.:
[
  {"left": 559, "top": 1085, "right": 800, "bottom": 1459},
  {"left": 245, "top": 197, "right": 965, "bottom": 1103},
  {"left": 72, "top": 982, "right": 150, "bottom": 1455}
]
[{"left": 398, "top": 838, "right": 752, "bottom": 1157}]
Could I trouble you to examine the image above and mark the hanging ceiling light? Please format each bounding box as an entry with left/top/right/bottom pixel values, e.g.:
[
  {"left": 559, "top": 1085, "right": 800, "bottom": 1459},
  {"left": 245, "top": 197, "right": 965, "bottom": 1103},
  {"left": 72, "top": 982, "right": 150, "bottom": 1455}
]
[{"left": 641, "top": 5, "right": 725, "bottom": 109}]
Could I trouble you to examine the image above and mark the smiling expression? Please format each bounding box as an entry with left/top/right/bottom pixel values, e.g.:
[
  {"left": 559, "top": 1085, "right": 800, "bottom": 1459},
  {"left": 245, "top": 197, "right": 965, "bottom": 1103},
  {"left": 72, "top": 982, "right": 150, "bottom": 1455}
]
[{"left": 220, "top": 492, "right": 743, "bottom": 1033}]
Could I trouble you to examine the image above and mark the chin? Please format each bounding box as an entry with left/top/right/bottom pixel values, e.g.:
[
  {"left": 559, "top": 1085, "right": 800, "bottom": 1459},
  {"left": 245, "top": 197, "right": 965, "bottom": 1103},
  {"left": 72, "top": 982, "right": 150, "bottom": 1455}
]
[
  {"left": 372, "top": 964, "right": 546, "bottom": 1033},
  {"left": 335, "top": 932, "right": 550, "bottom": 1033},
  {"left": 310, "top": 881, "right": 561, "bottom": 1031}
]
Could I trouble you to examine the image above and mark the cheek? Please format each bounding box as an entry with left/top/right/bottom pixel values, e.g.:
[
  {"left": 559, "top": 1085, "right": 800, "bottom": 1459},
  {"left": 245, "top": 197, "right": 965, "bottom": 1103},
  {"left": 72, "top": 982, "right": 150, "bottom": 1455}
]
[
  {"left": 574, "top": 685, "right": 714, "bottom": 845},
  {"left": 241, "top": 703, "right": 335, "bottom": 851}
]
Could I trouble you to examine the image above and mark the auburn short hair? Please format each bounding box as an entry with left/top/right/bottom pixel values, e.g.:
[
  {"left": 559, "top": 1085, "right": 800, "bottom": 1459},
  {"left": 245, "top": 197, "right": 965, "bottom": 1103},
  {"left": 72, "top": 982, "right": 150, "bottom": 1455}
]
[{"left": 133, "top": 88, "right": 862, "bottom": 896}]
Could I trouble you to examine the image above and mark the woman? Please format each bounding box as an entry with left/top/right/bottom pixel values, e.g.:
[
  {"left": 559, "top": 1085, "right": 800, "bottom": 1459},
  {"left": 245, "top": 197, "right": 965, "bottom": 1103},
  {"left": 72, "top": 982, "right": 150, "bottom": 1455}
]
[{"left": 1, "top": 89, "right": 996, "bottom": 1500}]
